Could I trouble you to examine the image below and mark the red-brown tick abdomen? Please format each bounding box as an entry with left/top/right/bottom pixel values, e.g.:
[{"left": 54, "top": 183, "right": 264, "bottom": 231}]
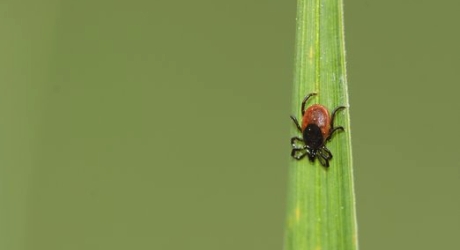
[{"left": 302, "top": 104, "right": 330, "bottom": 139}]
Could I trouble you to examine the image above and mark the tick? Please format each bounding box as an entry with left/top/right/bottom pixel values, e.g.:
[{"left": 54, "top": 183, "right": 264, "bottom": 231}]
[{"left": 290, "top": 93, "right": 346, "bottom": 167}]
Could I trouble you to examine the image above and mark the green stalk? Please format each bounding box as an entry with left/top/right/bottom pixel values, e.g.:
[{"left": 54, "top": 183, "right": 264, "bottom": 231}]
[{"left": 284, "top": 0, "right": 358, "bottom": 250}]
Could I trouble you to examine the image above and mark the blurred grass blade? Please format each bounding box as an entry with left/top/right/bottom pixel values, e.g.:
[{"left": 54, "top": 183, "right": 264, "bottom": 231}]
[{"left": 284, "top": 0, "right": 358, "bottom": 250}]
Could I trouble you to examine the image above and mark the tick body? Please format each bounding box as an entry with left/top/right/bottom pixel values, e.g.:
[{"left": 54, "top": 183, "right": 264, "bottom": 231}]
[{"left": 290, "top": 93, "right": 345, "bottom": 167}]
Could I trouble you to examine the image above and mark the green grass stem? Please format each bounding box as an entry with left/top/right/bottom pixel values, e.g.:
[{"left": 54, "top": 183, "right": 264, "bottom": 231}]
[{"left": 284, "top": 0, "right": 358, "bottom": 249}]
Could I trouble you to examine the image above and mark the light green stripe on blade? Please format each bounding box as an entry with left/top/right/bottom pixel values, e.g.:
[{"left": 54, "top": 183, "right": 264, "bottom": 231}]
[{"left": 284, "top": 0, "right": 358, "bottom": 249}]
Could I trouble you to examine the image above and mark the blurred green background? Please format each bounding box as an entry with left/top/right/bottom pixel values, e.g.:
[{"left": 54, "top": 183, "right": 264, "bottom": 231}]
[{"left": 1, "top": 0, "right": 459, "bottom": 249}]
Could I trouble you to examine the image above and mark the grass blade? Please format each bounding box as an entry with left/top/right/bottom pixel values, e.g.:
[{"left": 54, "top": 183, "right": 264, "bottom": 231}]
[{"left": 284, "top": 0, "right": 358, "bottom": 249}]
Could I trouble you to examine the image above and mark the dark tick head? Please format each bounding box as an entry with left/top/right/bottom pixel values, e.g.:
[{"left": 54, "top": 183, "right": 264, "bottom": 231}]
[
  {"left": 308, "top": 149, "right": 317, "bottom": 162},
  {"left": 303, "top": 124, "right": 324, "bottom": 150}
]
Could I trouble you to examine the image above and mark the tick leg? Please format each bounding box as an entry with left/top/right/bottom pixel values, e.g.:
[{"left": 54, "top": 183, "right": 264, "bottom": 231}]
[
  {"left": 319, "top": 146, "right": 332, "bottom": 160},
  {"left": 291, "top": 137, "right": 304, "bottom": 148},
  {"left": 301, "top": 93, "right": 317, "bottom": 116},
  {"left": 290, "top": 116, "right": 302, "bottom": 133},
  {"left": 291, "top": 148, "right": 309, "bottom": 160},
  {"left": 331, "top": 106, "right": 346, "bottom": 128},
  {"left": 318, "top": 155, "right": 330, "bottom": 168},
  {"left": 326, "top": 126, "right": 344, "bottom": 141}
]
